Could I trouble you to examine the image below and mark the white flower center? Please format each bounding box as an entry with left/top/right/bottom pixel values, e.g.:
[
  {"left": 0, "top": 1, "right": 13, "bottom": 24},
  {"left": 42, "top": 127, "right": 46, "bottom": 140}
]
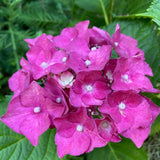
[
  {"left": 62, "top": 57, "right": 67, "bottom": 62},
  {"left": 85, "top": 60, "right": 91, "bottom": 67},
  {"left": 115, "top": 42, "right": 118, "bottom": 47},
  {"left": 76, "top": 124, "right": 84, "bottom": 132},
  {"left": 86, "top": 85, "right": 93, "bottom": 92},
  {"left": 60, "top": 71, "right": 74, "bottom": 87},
  {"left": 122, "top": 74, "right": 128, "bottom": 82},
  {"left": 106, "top": 70, "right": 113, "bottom": 80},
  {"left": 34, "top": 107, "right": 41, "bottom": 113},
  {"left": 41, "top": 62, "right": 48, "bottom": 69},
  {"left": 56, "top": 97, "right": 61, "bottom": 103},
  {"left": 118, "top": 102, "right": 126, "bottom": 110},
  {"left": 91, "top": 46, "right": 97, "bottom": 51}
]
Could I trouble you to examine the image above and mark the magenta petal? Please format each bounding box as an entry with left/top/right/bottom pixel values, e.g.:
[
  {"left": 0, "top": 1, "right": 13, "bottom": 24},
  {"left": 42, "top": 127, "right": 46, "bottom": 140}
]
[
  {"left": 89, "top": 45, "right": 112, "bottom": 70},
  {"left": 55, "top": 131, "right": 91, "bottom": 158},
  {"left": 69, "top": 88, "right": 83, "bottom": 107},
  {"left": 53, "top": 35, "right": 70, "bottom": 50},
  {"left": 61, "top": 27, "right": 78, "bottom": 40},
  {"left": 81, "top": 94, "right": 102, "bottom": 106},
  {"left": 71, "top": 80, "right": 83, "bottom": 94},
  {"left": 8, "top": 69, "right": 31, "bottom": 94},
  {"left": 20, "top": 113, "right": 50, "bottom": 146},
  {"left": 1, "top": 97, "right": 32, "bottom": 133},
  {"left": 54, "top": 118, "right": 76, "bottom": 138},
  {"left": 20, "top": 81, "right": 45, "bottom": 107},
  {"left": 86, "top": 128, "right": 106, "bottom": 153},
  {"left": 121, "top": 127, "right": 151, "bottom": 148},
  {"left": 35, "top": 33, "right": 54, "bottom": 50},
  {"left": 93, "top": 81, "right": 110, "bottom": 100}
]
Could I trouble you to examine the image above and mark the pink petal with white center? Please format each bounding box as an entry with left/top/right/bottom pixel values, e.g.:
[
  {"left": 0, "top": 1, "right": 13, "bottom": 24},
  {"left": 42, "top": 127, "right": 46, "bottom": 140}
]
[
  {"left": 67, "top": 108, "right": 95, "bottom": 130},
  {"left": 35, "top": 50, "right": 52, "bottom": 66},
  {"left": 45, "top": 98, "right": 67, "bottom": 121},
  {"left": 54, "top": 107, "right": 97, "bottom": 158},
  {"left": 20, "top": 113, "right": 50, "bottom": 146},
  {"left": 108, "top": 91, "right": 142, "bottom": 108},
  {"left": 45, "top": 78, "right": 69, "bottom": 115},
  {"left": 95, "top": 117, "right": 121, "bottom": 143},
  {"left": 91, "top": 26, "right": 112, "bottom": 45},
  {"left": 31, "top": 64, "right": 49, "bottom": 80},
  {"left": 88, "top": 45, "right": 112, "bottom": 70},
  {"left": 111, "top": 24, "right": 142, "bottom": 58}
]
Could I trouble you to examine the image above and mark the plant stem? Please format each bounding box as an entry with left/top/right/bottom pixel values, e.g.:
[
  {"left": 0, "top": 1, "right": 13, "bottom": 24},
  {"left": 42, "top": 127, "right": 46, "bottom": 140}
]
[
  {"left": 110, "top": 0, "right": 114, "bottom": 22},
  {"left": 9, "top": 23, "right": 20, "bottom": 70},
  {"left": 99, "top": 0, "right": 109, "bottom": 25}
]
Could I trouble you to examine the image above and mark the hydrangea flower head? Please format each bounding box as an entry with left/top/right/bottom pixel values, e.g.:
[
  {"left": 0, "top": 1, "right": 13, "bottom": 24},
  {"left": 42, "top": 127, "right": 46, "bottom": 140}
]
[
  {"left": 70, "top": 71, "right": 111, "bottom": 107},
  {"left": 1, "top": 20, "right": 160, "bottom": 158}
]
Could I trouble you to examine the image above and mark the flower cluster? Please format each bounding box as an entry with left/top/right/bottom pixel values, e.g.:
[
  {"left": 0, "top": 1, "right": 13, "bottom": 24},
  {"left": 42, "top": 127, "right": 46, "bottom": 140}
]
[{"left": 1, "top": 20, "right": 160, "bottom": 158}]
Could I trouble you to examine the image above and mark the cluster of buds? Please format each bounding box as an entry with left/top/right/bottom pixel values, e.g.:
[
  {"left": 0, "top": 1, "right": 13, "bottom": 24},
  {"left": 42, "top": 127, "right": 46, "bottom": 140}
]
[{"left": 1, "top": 21, "right": 160, "bottom": 158}]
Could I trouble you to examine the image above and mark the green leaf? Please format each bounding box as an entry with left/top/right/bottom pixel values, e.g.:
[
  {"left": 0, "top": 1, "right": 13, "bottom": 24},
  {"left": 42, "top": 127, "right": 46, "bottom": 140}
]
[
  {"left": 87, "top": 138, "right": 148, "bottom": 160},
  {"left": 104, "top": 19, "right": 160, "bottom": 87},
  {"left": 146, "top": 0, "right": 160, "bottom": 30},
  {"left": 75, "top": 0, "right": 110, "bottom": 14},
  {"left": 150, "top": 114, "right": 160, "bottom": 135},
  {"left": 113, "top": 0, "right": 152, "bottom": 16}
]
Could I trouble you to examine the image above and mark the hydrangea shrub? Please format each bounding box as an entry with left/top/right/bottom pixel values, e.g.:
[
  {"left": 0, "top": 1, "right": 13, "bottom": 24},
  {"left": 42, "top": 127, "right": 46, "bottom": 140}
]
[{"left": 1, "top": 20, "right": 160, "bottom": 158}]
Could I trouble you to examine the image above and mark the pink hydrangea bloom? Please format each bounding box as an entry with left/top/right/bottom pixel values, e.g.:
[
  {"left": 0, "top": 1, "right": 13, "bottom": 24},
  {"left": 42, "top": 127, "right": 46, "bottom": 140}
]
[
  {"left": 1, "top": 82, "right": 50, "bottom": 146},
  {"left": 53, "top": 20, "right": 89, "bottom": 50},
  {"left": 53, "top": 108, "right": 107, "bottom": 158},
  {"left": 95, "top": 115, "right": 121, "bottom": 143},
  {"left": 25, "top": 33, "right": 54, "bottom": 49},
  {"left": 1, "top": 20, "right": 160, "bottom": 158},
  {"left": 70, "top": 71, "right": 111, "bottom": 107},
  {"left": 1, "top": 81, "right": 69, "bottom": 145},
  {"left": 110, "top": 24, "right": 143, "bottom": 58},
  {"left": 111, "top": 57, "right": 157, "bottom": 92},
  {"left": 44, "top": 78, "right": 69, "bottom": 117},
  {"left": 99, "top": 91, "right": 160, "bottom": 147},
  {"left": 25, "top": 34, "right": 69, "bottom": 79}
]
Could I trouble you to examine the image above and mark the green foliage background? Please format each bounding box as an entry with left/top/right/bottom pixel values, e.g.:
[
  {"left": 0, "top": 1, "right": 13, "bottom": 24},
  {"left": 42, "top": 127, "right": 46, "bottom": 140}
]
[{"left": 0, "top": 0, "right": 160, "bottom": 159}]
